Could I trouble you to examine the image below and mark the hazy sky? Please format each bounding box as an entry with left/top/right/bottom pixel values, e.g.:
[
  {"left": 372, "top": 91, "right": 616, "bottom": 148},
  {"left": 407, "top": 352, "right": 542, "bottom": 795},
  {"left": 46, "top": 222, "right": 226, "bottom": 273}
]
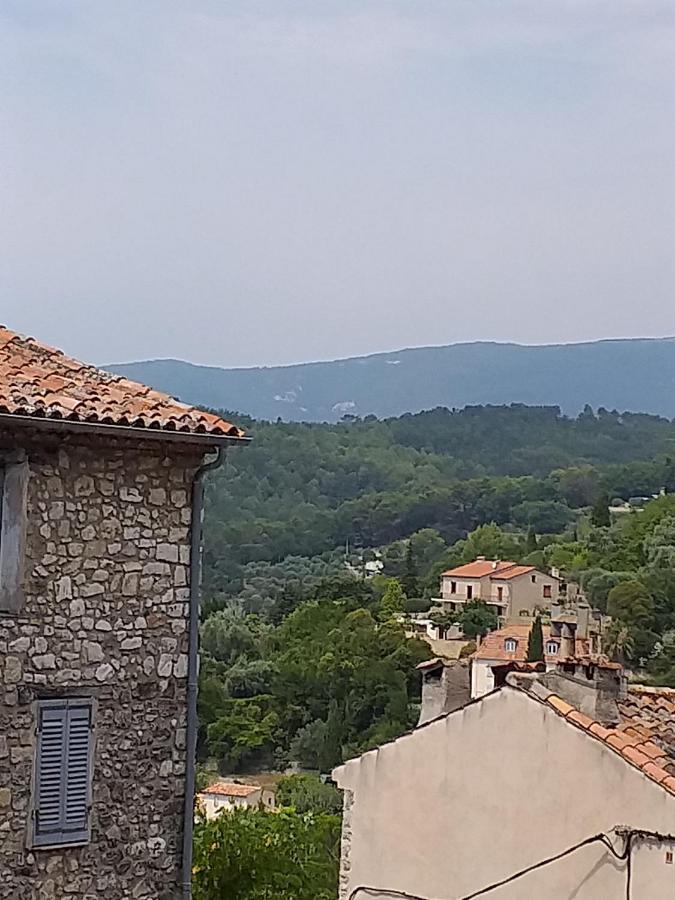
[{"left": 2, "top": 1, "right": 675, "bottom": 368}]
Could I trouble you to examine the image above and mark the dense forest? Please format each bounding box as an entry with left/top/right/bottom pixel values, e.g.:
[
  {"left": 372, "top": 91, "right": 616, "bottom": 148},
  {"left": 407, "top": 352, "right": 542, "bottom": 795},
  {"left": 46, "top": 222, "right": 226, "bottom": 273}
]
[
  {"left": 196, "top": 405, "right": 675, "bottom": 776},
  {"left": 203, "top": 404, "right": 675, "bottom": 598}
]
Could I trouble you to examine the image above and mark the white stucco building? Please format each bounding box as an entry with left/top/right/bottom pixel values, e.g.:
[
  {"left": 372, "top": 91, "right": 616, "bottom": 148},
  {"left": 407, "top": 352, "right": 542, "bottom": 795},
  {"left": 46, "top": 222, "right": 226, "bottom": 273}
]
[
  {"left": 334, "top": 666, "right": 675, "bottom": 900},
  {"left": 197, "top": 782, "right": 276, "bottom": 819}
]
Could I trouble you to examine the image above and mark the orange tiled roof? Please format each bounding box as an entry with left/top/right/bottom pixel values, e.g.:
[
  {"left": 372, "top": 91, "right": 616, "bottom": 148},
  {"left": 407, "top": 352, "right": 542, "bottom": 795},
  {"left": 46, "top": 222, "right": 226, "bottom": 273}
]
[
  {"left": 472, "top": 624, "right": 584, "bottom": 663},
  {"left": 535, "top": 686, "right": 675, "bottom": 793},
  {"left": 442, "top": 560, "right": 519, "bottom": 579},
  {"left": 0, "top": 326, "right": 245, "bottom": 442},
  {"left": 491, "top": 564, "right": 541, "bottom": 581},
  {"left": 201, "top": 782, "right": 260, "bottom": 798}
]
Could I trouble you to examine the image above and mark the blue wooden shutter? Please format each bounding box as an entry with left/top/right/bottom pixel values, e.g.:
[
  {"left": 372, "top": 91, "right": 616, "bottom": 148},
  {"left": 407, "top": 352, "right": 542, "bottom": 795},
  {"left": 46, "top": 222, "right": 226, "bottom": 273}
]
[{"left": 35, "top": 699, "right": 93, "bottom": 846}]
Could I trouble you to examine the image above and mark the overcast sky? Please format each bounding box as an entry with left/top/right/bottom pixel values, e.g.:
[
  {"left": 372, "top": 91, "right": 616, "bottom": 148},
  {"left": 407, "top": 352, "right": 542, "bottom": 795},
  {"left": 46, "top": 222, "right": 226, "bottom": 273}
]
[{"left": 2, "top": 1, "right": 674, "bottom": 368}]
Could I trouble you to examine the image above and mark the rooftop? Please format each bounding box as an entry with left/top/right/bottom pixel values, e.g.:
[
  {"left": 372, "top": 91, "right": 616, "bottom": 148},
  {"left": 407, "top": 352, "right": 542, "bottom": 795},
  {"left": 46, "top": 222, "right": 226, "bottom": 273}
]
[
  {"left": 472, "top": 624, "right": 589, "bottom": 663},
  {"left": 200, "top": 782, "right": 260, "bottom": 798},
  {"left": 0, "top": 326, "right": 245, "bottom": 444},
  {"left": 521, "top": 680, "right": 675, "bottom": 793},
  {"left": 441, "top": 560, "right": 520, "bottom": 579}
]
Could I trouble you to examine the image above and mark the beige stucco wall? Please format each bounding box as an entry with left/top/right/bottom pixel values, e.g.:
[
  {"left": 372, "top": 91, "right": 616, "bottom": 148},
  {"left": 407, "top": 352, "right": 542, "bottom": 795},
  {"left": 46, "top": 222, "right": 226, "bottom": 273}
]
[
  {"left": 504, "top": 571, "right": 559, "bottom": 622},
  {"left": 334, "top": 689, "right": 675, "bottom": 900},
  {"left": 199, "top": 790, "right": 262, "bottom": 819}
]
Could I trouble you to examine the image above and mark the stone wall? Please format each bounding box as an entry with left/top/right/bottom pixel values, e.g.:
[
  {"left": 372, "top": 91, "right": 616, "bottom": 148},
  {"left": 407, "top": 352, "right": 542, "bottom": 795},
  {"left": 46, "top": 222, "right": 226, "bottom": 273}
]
[{"left": 0, "top": 429, "right": 204, "bottom": 900}]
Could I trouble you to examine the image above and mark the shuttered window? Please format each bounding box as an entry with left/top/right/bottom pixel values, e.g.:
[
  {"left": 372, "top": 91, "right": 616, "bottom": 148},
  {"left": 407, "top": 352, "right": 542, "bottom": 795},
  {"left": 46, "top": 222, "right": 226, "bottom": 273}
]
[{"left": 33, "top": 699, "right": 95, "bottom": 847}]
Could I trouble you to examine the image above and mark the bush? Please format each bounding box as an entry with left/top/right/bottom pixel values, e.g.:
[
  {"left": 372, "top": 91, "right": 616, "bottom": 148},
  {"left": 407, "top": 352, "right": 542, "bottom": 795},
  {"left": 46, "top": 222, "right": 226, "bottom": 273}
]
[{"left": 193, "top": 807, "right": 341, "bottom": 900}]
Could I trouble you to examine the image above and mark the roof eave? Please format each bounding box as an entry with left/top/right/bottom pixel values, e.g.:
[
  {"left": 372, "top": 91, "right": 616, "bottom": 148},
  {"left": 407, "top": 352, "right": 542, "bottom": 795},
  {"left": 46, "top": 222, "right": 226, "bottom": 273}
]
[{"left": 0, "top": 412, "right": 250, "bottom": 448}]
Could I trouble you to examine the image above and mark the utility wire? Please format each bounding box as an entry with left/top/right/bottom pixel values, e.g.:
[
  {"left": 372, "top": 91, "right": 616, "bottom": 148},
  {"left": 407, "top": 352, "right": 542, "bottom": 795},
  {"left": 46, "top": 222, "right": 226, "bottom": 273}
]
[{"left": 347, "top": 827, "right": 674, "bottom": 900}]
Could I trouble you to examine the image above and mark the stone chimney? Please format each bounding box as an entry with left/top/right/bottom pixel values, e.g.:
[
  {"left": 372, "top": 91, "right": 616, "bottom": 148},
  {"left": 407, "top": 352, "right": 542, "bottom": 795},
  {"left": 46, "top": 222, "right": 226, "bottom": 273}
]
[
  {"left": 417, "top": 659, "right": 471, "bottom": 725},
  {"left": 576, "top": 601, "right": 591, "bottom": 639},
  {"left": 541, "top": 660, "right": 626, "bottom": 726}
]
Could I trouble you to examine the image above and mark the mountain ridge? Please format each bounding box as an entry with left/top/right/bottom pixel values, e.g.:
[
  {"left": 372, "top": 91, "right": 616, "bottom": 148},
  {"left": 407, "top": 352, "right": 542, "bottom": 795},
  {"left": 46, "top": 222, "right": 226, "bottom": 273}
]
[{"left": 106, "top": 337, "right": 675, "bottom": 422}]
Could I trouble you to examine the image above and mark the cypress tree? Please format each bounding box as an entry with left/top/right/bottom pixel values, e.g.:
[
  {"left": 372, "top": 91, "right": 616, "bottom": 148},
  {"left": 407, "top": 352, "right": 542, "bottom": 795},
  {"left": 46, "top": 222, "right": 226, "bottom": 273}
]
[
  {"left": 402, "top": 540, "right": 419, "bottom": 598},
  {"left": 591, "top": 491, "right": 611, "bottom": 528},
  {"left": 525, "top": 527, "right": 538, "bottom": 554},
  {"left": 527, "top": 615, "right": 544, "bottom": 662}
]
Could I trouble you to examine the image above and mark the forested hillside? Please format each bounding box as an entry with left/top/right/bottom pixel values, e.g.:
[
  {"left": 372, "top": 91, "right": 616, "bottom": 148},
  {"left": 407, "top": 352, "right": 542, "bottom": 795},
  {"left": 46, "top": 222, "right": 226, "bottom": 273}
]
[
  {"left": 108, "top": 337, "right": 675, "bottom": 421},
  {"left": 203, "top": 404, "right": 675, "bottom": 597},
  {"left": 195, "top": 404, "right": 675, "bottom": 776}
]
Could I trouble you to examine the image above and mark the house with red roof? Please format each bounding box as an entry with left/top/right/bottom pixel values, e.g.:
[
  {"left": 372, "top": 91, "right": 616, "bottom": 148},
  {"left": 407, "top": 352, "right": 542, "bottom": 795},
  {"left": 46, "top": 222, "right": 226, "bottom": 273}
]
[{"left": 436, "top": 556, "right": 560, "bottom": 624}]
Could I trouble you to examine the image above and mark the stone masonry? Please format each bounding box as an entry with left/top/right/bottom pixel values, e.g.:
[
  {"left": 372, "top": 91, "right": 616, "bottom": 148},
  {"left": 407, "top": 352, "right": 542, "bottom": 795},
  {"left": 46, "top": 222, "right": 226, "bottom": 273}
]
[{"left": 0, "top": 428, "right": 204, "bottom": 900}]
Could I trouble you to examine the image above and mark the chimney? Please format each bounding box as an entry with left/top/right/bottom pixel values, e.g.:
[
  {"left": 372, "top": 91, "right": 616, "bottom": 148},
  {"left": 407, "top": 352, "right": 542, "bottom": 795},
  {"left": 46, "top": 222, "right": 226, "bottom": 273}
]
[
  {"left": 541, "top": 660, "right": 626, "bottom": 726},
  {"left": 476, "top": 555, "right": 486, "bottom": 562},
  {"left": 576, "top": 601, "right": 591, "bottom": 639},
  {"left": 492, "top": 559, "right": 500, "bottom": 570},
  {"left": 417, "top": 659, "right": 471, "bottom": 725}
]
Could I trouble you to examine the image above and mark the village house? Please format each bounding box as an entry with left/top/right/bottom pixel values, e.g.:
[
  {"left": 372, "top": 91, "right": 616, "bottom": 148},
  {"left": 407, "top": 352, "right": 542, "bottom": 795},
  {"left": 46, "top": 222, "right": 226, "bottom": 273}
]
[
  {"left": 0, "top": 327, "right": 246, "bottom": 899},
  {"left": 334, "top": 661, "right": 675, "bottom": 900},
  {"left": 435, "top": 557, "right": 560, "bottom": 624},
  {"left": 197, "top": 782, "right": 275, "bottom": 819}
]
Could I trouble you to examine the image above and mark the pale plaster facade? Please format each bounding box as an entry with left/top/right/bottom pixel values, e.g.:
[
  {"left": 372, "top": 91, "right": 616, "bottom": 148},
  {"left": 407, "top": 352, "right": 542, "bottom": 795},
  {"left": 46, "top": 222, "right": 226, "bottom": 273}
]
[
  {"left": 438, "top": 566, "right": 559, "bottom": 624},
  {"left": 334, "top": 689, "right": 675, "bottom": 900}
]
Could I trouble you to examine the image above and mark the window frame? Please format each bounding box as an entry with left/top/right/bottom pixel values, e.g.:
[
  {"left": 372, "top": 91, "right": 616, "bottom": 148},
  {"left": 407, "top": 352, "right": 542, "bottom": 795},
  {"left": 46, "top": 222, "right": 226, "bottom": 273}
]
[
  {"left": 28, "top": 697, "right": 97, "bottom": 850},
  {"left": 504, "top": 638, "right": 518, "bottom": 653},
  {"left": 543, "top": 584, "right": 553, "bottom": 599}
]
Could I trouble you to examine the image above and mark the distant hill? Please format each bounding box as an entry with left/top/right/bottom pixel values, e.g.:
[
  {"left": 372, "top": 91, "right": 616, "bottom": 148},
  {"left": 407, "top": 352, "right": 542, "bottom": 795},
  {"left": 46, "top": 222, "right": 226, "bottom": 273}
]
[{"left": 106, "top": 338, "right": 675, "bottom": 421}]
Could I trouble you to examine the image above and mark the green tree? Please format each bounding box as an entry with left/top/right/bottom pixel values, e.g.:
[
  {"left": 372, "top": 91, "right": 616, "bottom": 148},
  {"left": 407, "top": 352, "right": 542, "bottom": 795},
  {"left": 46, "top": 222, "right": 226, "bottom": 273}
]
[
  {"left": 402, "top": 540, "right": 419, "bottom": 598},
  {"left": 527, "top": 615, "right": 544, "bottom": 662},
  {"left": 276, "top": 775, "right": 343, "bottom": 815},
  {"left": 378, "top": 579, "right": 406, "bottom": 621},
  {"left": 591, "top": 491, "right": 611, "bottom": 528},
  {"left": 193, "top": 808, "right": 340, "bottom": 900},
  {"left": 603, "top": 621, "right": 635, "bottom": 666},
  {"left": 207, "top": 699, "right": 279, "bottom": 772},
  {"left": 459, "top": 601, "right": 498, "bottom": 640},
  {"left": 525, "top": 526, "right": 538, "bottom": 554},
  {"left": 607, "top": 581, "right": 654, "bottom": 627}
]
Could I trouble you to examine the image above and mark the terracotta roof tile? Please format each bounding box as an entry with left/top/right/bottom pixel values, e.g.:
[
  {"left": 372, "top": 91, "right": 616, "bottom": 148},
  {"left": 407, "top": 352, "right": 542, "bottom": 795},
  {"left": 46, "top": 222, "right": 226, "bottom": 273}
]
[
  {"left": 200, "top": 782, "right": 260, "bottom": 798},
  {"left": 519, "top": 680, "right": 675, "bottom": 797},
  {"left": 546, "top": 695, "right": 575, "bottom": 717},
  {"left": 442, "top": 560, "right": 519, "bottom": 579},
  {"left": 472, "top": 625, "right": 588, "bottom": 664},
  {"left": 0, "top": 326, "right": 245, "bottom": 442}
]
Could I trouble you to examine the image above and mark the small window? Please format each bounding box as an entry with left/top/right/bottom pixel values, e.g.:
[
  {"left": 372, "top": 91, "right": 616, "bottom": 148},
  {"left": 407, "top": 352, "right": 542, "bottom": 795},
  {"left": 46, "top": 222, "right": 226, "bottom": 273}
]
[
  {"left": 450, "top": 581, "right": 457, "bottom": 594},
  {"left": 504, "top": 639, "right": 518, "bottom": 652},
  {"left": 531, "top": 574, "right": 537, "bottom": 584},
  {"left": 497, "top": 586, "right": 504, "bottom": 603},
  {"left": 31, "top": 698, "right": 95, "bottom": 848},
  {"left": 546, "top": 641, "right": 558, "bottom": 655},
  {"left": 543, "top": 585, "right": 552, "bottom": 599},
  {"left": 466, "top": 585, "right": 473, "bottom": 600}
]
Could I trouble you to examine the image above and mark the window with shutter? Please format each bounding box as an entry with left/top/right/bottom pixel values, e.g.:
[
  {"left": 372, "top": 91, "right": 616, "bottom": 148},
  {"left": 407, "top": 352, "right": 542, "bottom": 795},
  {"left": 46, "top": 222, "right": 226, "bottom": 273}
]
[{"left": 32, "top": 698, "right": 95, "bottom": 847}]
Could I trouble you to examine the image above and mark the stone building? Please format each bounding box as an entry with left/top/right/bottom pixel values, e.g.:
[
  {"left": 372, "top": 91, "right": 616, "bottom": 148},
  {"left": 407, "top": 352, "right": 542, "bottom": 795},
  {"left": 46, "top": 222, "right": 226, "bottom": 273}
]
[{"left": 0, "top": 327, "right": 246, "bottom": 899}]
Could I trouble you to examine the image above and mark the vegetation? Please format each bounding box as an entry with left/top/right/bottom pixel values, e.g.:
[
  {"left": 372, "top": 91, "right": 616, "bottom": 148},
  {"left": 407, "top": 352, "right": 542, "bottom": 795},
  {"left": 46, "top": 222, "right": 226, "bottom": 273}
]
[
  {"left": 196, "top": 405, "right": 675, "bottom": 770},
  {"left": 193, "top": 807, "right": 340, "bottom": 900},
  {"left": 198, "top": 585, "right": 431, "bottom": 773},
  {"left": 276, "top": 774, "right": 343, "bottom": 815},
  {"left": 203, "top": 405, "right": 675, "bottom": 598},
  {"left": 527, "top": 616, "right": 544, "bottom": 662}
]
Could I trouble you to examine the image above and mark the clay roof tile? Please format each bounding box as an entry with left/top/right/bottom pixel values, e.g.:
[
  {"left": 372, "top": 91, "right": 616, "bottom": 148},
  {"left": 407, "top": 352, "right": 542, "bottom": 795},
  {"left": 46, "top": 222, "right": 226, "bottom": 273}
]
[{"left": 0, "top": 326, "right": 245, "bottom": 443}]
